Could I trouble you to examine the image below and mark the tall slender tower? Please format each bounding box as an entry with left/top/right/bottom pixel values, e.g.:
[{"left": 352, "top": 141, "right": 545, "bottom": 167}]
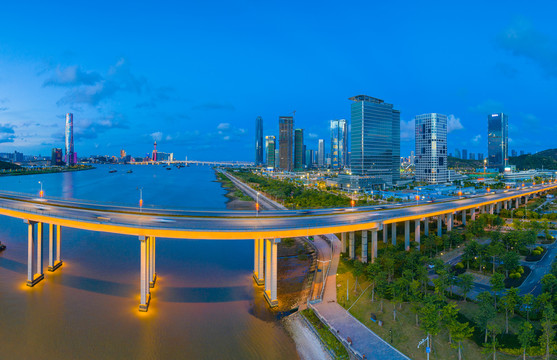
[
  {"left": 65, "top": 113, "right": 74, "bottom": 166},
  {"left": 255, "top": 116, "right": 263, "bottom": 165},
  {"left": 415, "top": 113, "right": 448, "bottom": 184},
  {"left": 487, "top": 113, "right": 508, "bottom": 170},
  {"left": 153, "top": 141, "right": 158, "bottom": 161},
  {"left": 279, "top": 116, "right": 294, "bottom": 171}
]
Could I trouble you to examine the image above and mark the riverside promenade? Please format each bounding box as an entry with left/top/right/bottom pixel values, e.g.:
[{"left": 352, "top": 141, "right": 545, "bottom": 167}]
[{"left": 223, "top": 170, "right": 409, "bottom": 360}]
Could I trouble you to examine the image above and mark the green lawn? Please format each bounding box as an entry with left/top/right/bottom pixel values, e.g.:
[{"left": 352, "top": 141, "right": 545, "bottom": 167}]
[{"left": 300, "top": 308, "right": 350, "bottom": 359}]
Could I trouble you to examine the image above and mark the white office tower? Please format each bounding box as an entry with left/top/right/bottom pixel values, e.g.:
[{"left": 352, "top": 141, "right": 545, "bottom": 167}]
[{"left": 415, "top": 113, "right": 448, "bottom": 184}]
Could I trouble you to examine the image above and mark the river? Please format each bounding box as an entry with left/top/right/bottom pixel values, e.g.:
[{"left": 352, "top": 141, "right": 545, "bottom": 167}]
[{"left": 0, "top": 164, "right": 299, "bottom": 359}]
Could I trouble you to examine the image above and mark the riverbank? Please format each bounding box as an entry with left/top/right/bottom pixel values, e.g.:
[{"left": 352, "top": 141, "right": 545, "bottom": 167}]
[
  {"left": 0, "top": 164, "right": 95, "bottom": 177},
  {"left": 214, "top": 170, "right": 256, "bottom": 210}
]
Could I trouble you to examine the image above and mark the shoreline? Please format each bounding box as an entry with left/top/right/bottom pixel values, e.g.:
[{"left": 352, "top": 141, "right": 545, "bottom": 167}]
[{"left": 0, "top": 165, "right": 95, "bottom": 177}]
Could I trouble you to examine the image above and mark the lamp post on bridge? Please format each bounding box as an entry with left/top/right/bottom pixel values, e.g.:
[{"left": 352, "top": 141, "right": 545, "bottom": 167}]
[
  {"left": 256, "top": 192, "right": 260, "bottom": 216},
  {"left": 38, "top": 181, "right": 44, "bottom": 198},
  {"left": 139, "top": 187, "right": 143, "bottom": 211}
]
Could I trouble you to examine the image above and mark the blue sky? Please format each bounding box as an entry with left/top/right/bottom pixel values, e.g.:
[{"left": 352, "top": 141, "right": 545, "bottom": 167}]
[{"left": 0, "top": 1, "right": 555, "bottom": 161}]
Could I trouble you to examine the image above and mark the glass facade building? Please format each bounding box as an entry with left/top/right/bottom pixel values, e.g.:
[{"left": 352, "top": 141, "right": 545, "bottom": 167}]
[
  {"left": 317, "top": 139, "right": 325, "bottom": 167},
  {"left": 330, "top": 119, "right": 348, "bottom": 169},
  {"left": 487, "top": 113, "right": 508, "bottom": 169},
  {"left": 255, "top": 116, "right": 263, "bottom": 165},
  {"left": 349, "top": 95, "right": 400, "bottom": 186},
  {"left": 279, "top": 116, "right": 293, "bottom": 171},
  {"left": 415, "top": 113, "right": 448, "bottom": 184},
  {"left": 265, "top": 135, "right": 276, "bottom": 169},
  {"left": 294, "top": 129, "right": 304, "bottom": 171},
  {"left": 65, "top": 113, "right": 75, "bottom": 166}
]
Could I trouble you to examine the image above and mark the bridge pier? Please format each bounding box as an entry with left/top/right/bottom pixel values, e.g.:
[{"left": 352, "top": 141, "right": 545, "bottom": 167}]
[
  {"left": 371, "top": 230, "right": 378, "bottom": 263},
  {"left": 404, "top": 220, "right": 410, "bottom": 251},
  {"left": 48, "top": 224, "right": 63, "bottom": 272},
  {"left": 489, "top": 204, "right": 494, "bottom": 215},
  {"left": 461, "top": 210, "right": 466, "bottom": 226},
  {"left": 391, "top": 223, "right": 397, "bottom": 246},
  {"left": 414, "top": 219, "right": 421, "bottom": 251},
  {"left": 447, "top": 213, "right": 453, "bottom": 232},
  {"left": 383, "top": 225, "right": 388, "bottom": 243},
  {"left": 424, "top": 218, "right": 429, "bottom": 236},
  {"left": 361, "top": 231, "right": 368, "bottom": 263},
  {"left": 149, "top": 236, "right": 157, "bottom": 288},
  {"left": 349, "top": 232, "right": 355, "bottom": 259},
  {"left": 437, "top": 216, "right": 442, "bottom": 237},
  {"left": 341, "top": 233, "right": 347, "bottom": 253},
  {"left": 139, "top": 236, "right": 152, "bottom": 312},
  {"left": 496, "top": 202, "right": 501, "bottom": 214},
  {"left": 253, "top": 238, "right": 264, "bottom": 285},
  {"left": 515, "top": 198, "right": 520, "bottom": 208},
  {"left": 504, "top": 201, "right": 508, "bottom": 210},
  {"left": 471, "top": 208, "right": 476, "bottom": 220},
  {"left": 25, "top": 220, "right": 44, "bottom": 287},
  {"left": 263, "top": 238, "right": 280, "bottom": 307}
]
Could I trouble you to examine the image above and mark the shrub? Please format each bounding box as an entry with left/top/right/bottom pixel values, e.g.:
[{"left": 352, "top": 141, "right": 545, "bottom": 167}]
[
  {"left": 455, "top": 262, "right": 464, "bottom": 269},
  {"left": 517, "top": 266, "right": 524, "bottom": 274},
  {"left": 533, "top": 250, "right": 541, "bottom": 256},
  {"left": 509, "top": 272, "right": 521, "bottom": 279}
]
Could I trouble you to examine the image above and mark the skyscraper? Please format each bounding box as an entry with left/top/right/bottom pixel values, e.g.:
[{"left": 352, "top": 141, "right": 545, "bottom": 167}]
[
  {"left": 462, "top": 149, "right": 468, "bottom": 160},
  {"left": 65, "top": 113, "right": 75, "bottom": 166},
  {"left": 330, "top": 119, "right": 348, "bottom": 169},
  {"left": 349, "top": 95, "right": 400, "bottom": 185},
  {"left": 279, "top": 116, "right": 293, "bottom": 171},
  {"left": 255, "top": 116, "right": 263, "bottom": 165},
  {"left": 415, "top": 113, "right": 448, "bottom": 184},
  {"left": 265, "top": 135, "right": 276, "bottom": 169},
  {"left": 51, "top": 148, "right": 63, "bottom": 166},
  {"left": 153, "top": 141, "right": 157, "bottom": 161},
  {"left": 294, "top": 129, "right": 304, "bottom": 171},
  {"left": 487, "top": 113, "right": 508, "bottom": 169},
  {"left": 469, "top": 153, "right": 475, "bottom": 160},
  {"left": 477, "top": 153, "right": 484, "bottom": 161},
  {"left": 511, "top": 149, "right": 517, "bottom": 157},
  {"left": 318, "top": 139, "right": 325, "bottom": 167},
  {"left": 305, "top": 149, "right": 313, "bottom": 168},
  {"left": 454, "top": 148, "right": 461, "bottom": 159}
]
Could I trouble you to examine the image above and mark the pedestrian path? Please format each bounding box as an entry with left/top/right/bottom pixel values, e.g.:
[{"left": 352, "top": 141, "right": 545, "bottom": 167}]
[{"left": 312, "top": 235, "right": 410, "bottom": 360}]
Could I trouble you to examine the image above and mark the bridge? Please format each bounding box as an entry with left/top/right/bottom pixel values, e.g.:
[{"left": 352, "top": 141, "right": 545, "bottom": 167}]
[
  {"left": 0, "top": 182, "right": 555, "bottom": 311},
  {"left": 131, "top": 160, "right": 254, "bottom": 167}
]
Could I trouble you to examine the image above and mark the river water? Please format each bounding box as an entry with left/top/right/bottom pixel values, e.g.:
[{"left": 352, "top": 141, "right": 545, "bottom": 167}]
[{"left": 0, "top": 164, "right": 299, "bottom": 359}]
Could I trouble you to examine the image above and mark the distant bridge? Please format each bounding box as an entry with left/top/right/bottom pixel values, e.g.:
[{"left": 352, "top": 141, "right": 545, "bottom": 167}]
[{"left": 132, "top": 160, "right": 254, "bottom": 167}]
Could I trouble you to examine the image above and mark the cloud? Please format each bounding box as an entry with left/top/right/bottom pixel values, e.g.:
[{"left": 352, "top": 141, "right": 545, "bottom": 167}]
[
  {"left": 469, "top": 99, "right": 504, "bottom": 114},
  {"left": 0, "top": 107, "right": 7, "bottom": 111},
  {"left": 447, "top": 114, "right": 464, "bottom": 133},
  {"left": 400, "top": 119, "right": 415, "bottom": 141},
  {"left": 55, "top": 58, "right": 147, "bottom": 107},
  {"left": 497, "top": 18, "right": 557, "bottom": 78},
  {"left": 43, "top": 65, "right": 103, "bottom": 87},
  {"left": 73, "top": 113, "right": 129, "bottom": 140},
  {"left": 150, "top": 132, "right": 163, "bottom": 141},
  {"left": 308, "top": 133, "right": 319, "bottom": 139},
  {"left": 472, "top": 134, "right": 482, "bottom": 144},
  {"left": 0, "top": 124, "right": 16, "bottom": 143},
  {"left": 217, "top": 123, "right": 231, "bottom": 130},
  {"left": 192, "top": 102, "right": 235, "bottom": 111}
]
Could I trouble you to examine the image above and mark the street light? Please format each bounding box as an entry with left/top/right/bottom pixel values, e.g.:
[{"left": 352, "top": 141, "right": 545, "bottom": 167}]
[
  {"left": 38, "top": 181, "right": 44, "bottom": 198},
  {"left": 256, "top": 192, "right": 260, "bottom": 216},
  {"left": 139, "top": 187, "right": 143, "bottom": 210}
]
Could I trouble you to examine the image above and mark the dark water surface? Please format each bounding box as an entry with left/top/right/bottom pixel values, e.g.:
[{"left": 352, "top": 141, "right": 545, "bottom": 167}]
[{"left": 0, "top": 165, "right": 298, "bottom": 359}]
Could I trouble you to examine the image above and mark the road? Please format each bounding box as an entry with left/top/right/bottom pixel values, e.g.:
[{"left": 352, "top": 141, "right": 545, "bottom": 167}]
[{"left": 0, "top": 182, "right": 554, "bottom": 240}]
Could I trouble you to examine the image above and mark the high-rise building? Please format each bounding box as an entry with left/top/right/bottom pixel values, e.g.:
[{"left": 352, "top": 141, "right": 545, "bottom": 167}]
[
  {"left": 318, "top": 139, "right": 325, "bottom": 167},
  {"left": 120, "top": 149, "right": 126, "bottom": 158},
  {"left": 255, "top": 116, "right": 263, "bottom": 165},
  {"left": 511, "top": 149, "right": 517, "bottom": 157},
  {"left": 65, "top": 113, "right": 75, "bottom": 166},
  {"left": 274, "top": 149, "right": 280, "bottom": 169},
  {"left": 487, "top": 113, "right": 508, "bottom": 169},
  {"left": 469, "top": 153, "right": 475, "bottom": 160},
  {"left": 51, "top": 148, "right": 63, "bottom": 166},
  {"left": 279, "top": 116, "right": 293, "bottom": 171},
  {"left": 265, "top": 136, "right": 276, "bottom": 169},
  {"left": 153, "top": 141, "right": 158, "bottom": 161},
  {"left": 415, "top": 113, "right": 448, "bottom": 184},
  {"left": 477, "top": 153, "right": 484, "bottom": 161},
  {"left": 454, "top": 148, "right": 461, "bottom": 159},
  {"left": 462, "top": 149, "right": 468, "bottom": 160},
  {"left": 349, "top": 95, "right": 400, "bottom": 185},
  {"left": 294, "top": 129, "right": 304, "bottom": 171},
  {"left": 330, "top": 119, "right": 348, "bottom": 169},
  {"left": 305, "top": 149, "right": 313, "bottom": 168},
  {"left": 520, "top": 150, "right": 524, "bottom": 156},
  {"left": 410, "top": 150, "right": 415, "bottom": 166}
]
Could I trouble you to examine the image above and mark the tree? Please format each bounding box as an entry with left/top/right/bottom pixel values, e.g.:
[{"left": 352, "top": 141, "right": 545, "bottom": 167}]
[
  {"left": 451, "top": 320, "right": 474, "bottom": 360},
  {"left": 365, "top": 262, "right": 382, "bottom": 302},
  {"left": 501, "top": 251, "right": 520, "bottom": 278},
  {"left": 501, "top": 288, "right": 519, "bottom": 334},
  {"left": 458, "top": 273, "right": 474, "bottom": 302},
  {"left": 441, "top": 302, "right": 459, "bottom": 344},
  {"left": 463, "top": 240, "right": 479, "bottom": 270},
  {"left": 541, "top": 273, "right": 557, "bottom": 295},
  {"left": 540, "top": 305, "right": 556, "bottom": 360},
  {"left": 420, "top": 298, "right": 441, "bottom": 353},
  {"left": 476, "top": 291, "right": 496, "bottom": 343},
  {"left": 522, "top": 293, "right": 534, "bottom": 321},
  {"left": 490, "top": 273, "right": 505, "bottom": 310},
  {"left": 486, "top": 323, "right": 501, "bottom": 360},
  {"left": 353, "top": 260, "right": 364, "bottom": 292},
  {"left": 487, "top": 242, "right": 505, "bottom": 274},
  {"left": 518, "top": 321, "right": 535, "bottom": 360}
]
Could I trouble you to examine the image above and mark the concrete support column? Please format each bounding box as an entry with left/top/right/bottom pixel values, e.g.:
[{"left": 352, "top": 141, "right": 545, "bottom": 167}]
[
  {"left": 264, "top": 238, "right": 280, "bottom": 307},
  {"left": 471, "top": 208, "right": 476, "bottom": 220},
  {"left": 461, "top": 210, "right": 466, "bottom": 226},
  {"left": 481, "top": 206, "right": 485, "bottom": 214},
  {"left": 149, "top": 236, "right": 156, "bottom": 288},
  {"left": 25, "top": 220, "right": 44, "bottom": 287},
  {"left": 48, "top": 224, "right": 62, "bottom": 272},
  {"left": 496, "top": 202, "right": 501, "bottom": 214},
  {"left": 37, "top": 223, "right": 43, "bottom": 279},
  {"left": 265, "top": 239, "right": 271, "bottom": 294},
  {"left": 139, "top": 236, "right": 151, "bottom": 312},
  {"left": 341, "top": 232, "right": 347, "bottom": 253},
  {"left": 415, "top": 219, "right": 421, "bottom": 251},
  {"left": 504, "top": 201, "right": 508, "bottom": 210},
  {"left": 253, "top": 238, "right": 264, "bottom": 285},
  {"left": 361, "top": 230, "right": 368, "bottom": 263},
  {"left": 489, "top": 204, "right": 494, "bottom": 215},
  {"left": 424, "top": 218, "right": 429, "bottom": 236},
  {"left": 515, "top": 198, "right": 520, "bottom": 208},
  {"left": 371, "top": 230, "right": 378, "bottom": 263},
  {"left": 349, "top": 232, "right": 355, "bottom": 259},
  {"left": 447, "top": 213, "right": 453, "bottom": 232},
  {"left": 437, "top": 216, "right": 442, "bottom": 237},
  {"left": 383, "top": 225, "right": 388, "bottom": 243},
  {"left": 404, "top": 220, "right": 410, "bottom": 251},
  {"left": 391, "top": 223, "right": 397, "bottom": 246}
]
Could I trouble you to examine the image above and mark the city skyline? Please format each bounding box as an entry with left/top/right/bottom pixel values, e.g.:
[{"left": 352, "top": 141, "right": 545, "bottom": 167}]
[{"left": 0, "top": 2, "right": 556, "bottom": 160}]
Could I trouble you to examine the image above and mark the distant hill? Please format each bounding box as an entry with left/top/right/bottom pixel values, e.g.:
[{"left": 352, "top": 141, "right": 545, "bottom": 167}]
[
  {"left": 509, "top": 151, "right": 557, "bottom": 170},
  {"left": 0, "top": 160, "right": 21, "bottom": 170},
  {"left": 448, "top": 156, "right": 483, "bottom": 169},
  {"left": 535, "top": 148, "right": 557, "bottom": 160}
]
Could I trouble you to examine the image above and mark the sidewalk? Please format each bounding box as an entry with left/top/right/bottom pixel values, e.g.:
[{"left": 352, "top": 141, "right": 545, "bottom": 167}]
[{"left": 312, "top": 235, "right": 410, "bottom": 360}]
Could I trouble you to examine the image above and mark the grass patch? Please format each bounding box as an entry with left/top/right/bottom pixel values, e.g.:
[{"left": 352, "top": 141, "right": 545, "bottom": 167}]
[{"left": 300, "top": 308, "right": 350, "bottom": 360}]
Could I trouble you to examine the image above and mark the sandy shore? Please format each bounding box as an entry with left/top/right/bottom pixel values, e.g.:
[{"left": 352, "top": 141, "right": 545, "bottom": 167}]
[{"left": 282, "top": 313, "right": 333, "bottom": 360}]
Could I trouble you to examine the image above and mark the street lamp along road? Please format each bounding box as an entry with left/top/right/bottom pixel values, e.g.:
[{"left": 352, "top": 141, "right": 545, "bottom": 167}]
[{"left": 38, "top": 181, "right": 44, "bottom": 198}]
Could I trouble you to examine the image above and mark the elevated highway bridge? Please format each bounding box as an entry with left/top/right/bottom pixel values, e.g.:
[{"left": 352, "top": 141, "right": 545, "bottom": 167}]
[{"left": 1, "top": 182, "right": 555, "bottom": 311}]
